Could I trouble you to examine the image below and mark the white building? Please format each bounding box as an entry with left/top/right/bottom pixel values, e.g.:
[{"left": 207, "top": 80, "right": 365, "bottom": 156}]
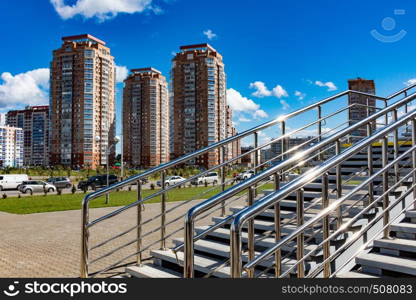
[{"left": 0, "top": 126, "right": 24, "bottom": 167}]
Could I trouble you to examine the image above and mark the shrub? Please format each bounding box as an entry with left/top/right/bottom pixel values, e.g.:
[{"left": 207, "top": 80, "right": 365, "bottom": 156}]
[
  {"left": 71, "top": 186, "right": 77, "bottom": 194},
  {"left": 150, "top": 183, "right": 155, "bottom": 190},
  {"left": 57, "top": 188, "right": 62, "bottom": 196},
  {"left": 2, "top": 193, "right": 7, "bottom": 199},
  {"left": 204, "top": 181, "right": 208, "bottom": 187},
  {"left": 18, "top": 193, "right": 21, "bottom": 199}
]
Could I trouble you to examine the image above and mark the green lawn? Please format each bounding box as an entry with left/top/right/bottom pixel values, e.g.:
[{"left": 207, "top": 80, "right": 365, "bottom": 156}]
[{"left": 0, "top": 183, "right": 274, "bottom": 215}]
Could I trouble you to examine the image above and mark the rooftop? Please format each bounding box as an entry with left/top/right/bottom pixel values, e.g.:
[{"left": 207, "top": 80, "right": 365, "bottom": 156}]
[
  {"left": 62, "top": 34, "right": 106, "bottom": 46},
  {"left": 180, "top": 43, "right": 216, "bottom": 52},
  {"left": 131, "top": 67, "right": 162, "bottom": 75}
]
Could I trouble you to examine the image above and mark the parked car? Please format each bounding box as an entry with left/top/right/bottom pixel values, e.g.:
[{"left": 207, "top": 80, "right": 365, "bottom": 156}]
[
  {"left": 157, "top": 176, "right": 187, "bottom": 187},
  {"left": 77, "top": 175, "right": 118, "bottom": 191},
  {"left": 191, "top": 172, "right": 219, "bottom": 185},
  {"left": 236, "top": 170, "right": 255, "bottom": 181},
  {"left": 46, "top": 177, "right": 72, "bottom": 189},
  {"left": 18, "top": 181, "right": 56, "bottom": 194},
  {"left": 0, "top": 174, "right": 29, "bottom": 191}
]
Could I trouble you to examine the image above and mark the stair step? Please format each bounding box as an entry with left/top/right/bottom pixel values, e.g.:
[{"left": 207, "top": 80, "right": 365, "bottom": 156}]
[
  {"left": 194, "top": 226, "right": 330, "bottom": 257},
  {"left": 374, "top": 238, "right": 416, "bottom": 254},
  {"left": 336, "top": 271, "right": 381, "bottom": 278},
  {"left": 211, "top": 217, "right": 318, "bottom": 234},
  {"left": 151, "top": 249, "right": 305, "bottom": 277},
  {"left": 126, "top": 264, "right": 181, "bottom": 278},
  {"left": 229, "top": 206, "right": 316, "bottom": 221},
  {"left": 406, "top": 211, "right": 416, "bottom": 219},
  {"left": 391, "top": 223, "right": 416, "bottom": 234},
  {"left": 357, "top": 253, "right": 416, "bottom": 276}
]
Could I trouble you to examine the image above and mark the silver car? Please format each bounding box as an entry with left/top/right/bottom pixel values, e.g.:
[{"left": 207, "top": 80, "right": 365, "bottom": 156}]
[{"left": 18, "top": 181, "right": 56, "bottom": 194}]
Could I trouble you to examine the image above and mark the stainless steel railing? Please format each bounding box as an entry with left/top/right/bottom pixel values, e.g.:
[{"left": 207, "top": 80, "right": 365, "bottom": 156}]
[
  {"left": 229, "top": 105, "right": 416, "bottom": 277},
  {"left": 182, "top": 86, "right": 416, "bottom": 277},
  {"left": 80, "top": 85, "right": 414, "bottom": 278}
]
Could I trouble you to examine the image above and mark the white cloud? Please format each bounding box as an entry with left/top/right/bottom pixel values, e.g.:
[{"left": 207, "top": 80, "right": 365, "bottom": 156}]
[
  {"left": 115, "top": 65, "right": 129, "bottom": 83},
  {"left": 249, "top": 81, "right": 272, "bottom": 98},
  {"left": 203, "top": 29, "right": 217, "bottom": 40},
  {"left": 272, "top": 85, "right": 288, "bottom": 98},
  {"left": 280, "top": 99, "right": 290, "bottom": 110},
  {"left": 405, "top": 79, "right": 416, "bottom": 86},
  {"left": 0, "top": 68, "right": 50, "bottom": 109},
  {"left": 253, "top": 109, "right": 269, "bottom": 119},
  {"left": 294, "top": 90, "right": 306, "bottom": 101},
  {"left": 227, "top": 88, "right": 269, "bottom": 120},
  {"left": 50, "top": 0, "right": 157, "bottom": 21},
  {"left": 238, "top": 116, "right": 252, "bottom": 123},
  {"left": 314, "top": 80, "right": 338, "bottom": 91},
  {"left": 250, "top": 81, "right": 288, "bottom": 99}
]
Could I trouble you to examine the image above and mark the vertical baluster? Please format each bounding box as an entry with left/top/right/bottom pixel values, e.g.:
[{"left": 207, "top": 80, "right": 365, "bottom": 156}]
[
  {"left": 253, "top": 132, "right": 259, "bottom": 196},
  {"left": 367, "top": 123, "right": 374, "bottom": 206},
  {"left": 412, "top": 120, "right": 416, "bottom": 207},
  {"left": 384, "top": 101, "right": 388, "bottom": 126},
  {"left": 81, "top": 204, "right": 89, "bottom": 278},
  {"left": 137, "top": 180, "right": 143, "bottom": 265},
  {"left": 318, "top": 106, "right": 323, "bottom": 160},
  {"left": 161, "top": 170, "right": 167, "bottom": 250},
  {"left": 335, "top": 140, "right": 343, "bottom": 229},
  {"left": 281, "top": 121, "right": 288, "bottom": 181},
  {"left": 274, "top": 173, "right": 281, "bottom": 277},
  {"left": 382, "top": 137, "right": 390, "bottom": 239},
  {"left": 392, "top": 109, "right": 400, "bottom": 183},
  {"left": 296, "top": 189, "right": 305, "bottom": 278},
  {"left": 247, "top": 187, "right": 255, "bottom": 278},
  {"left": 322, "top": 173, "right": 331, "bottom": 278},
  {"left": 221, "top": 146, "right": 226, "bottom": 216}
]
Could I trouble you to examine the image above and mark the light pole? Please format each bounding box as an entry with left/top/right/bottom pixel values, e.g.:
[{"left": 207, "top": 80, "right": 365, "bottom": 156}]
[{"left": 96, "top": 135, "right": 120, "bottom": 204}]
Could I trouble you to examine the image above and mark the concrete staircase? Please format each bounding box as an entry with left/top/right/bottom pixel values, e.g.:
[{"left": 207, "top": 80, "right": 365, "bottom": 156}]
[
  {"left": 338, "top": 210, "right": 416, "bottom": 278},
  {"left": 124, "top": 144, "right": 414, "bottom": 278}
]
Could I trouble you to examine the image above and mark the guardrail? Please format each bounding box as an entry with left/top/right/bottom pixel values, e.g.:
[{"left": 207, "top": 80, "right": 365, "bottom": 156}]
[
  {"left": 229, "top": 104, "right": 416, "bottom": 277},
  {"left": 80, "top": 84, "right": 415, "bottom": 278}
]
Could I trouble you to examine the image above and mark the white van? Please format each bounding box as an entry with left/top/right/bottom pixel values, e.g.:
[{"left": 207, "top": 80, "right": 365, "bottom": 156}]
[{"left": 0, "top": 174, "right": 29, "bottom": 190}]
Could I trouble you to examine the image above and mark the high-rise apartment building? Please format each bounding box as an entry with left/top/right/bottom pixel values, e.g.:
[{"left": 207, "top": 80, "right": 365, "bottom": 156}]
[
  {"left": 348, "top": 78, "right": 376, "bottom": 138},
  {"left": 123, "top": 68, "right": 170, "bottom": 168},
  {"left": 6, "top": 106, "right": 49, "bottom": 166},
  {"left": 50, "top": 34, "right": 116, "bottom": 169},
  {"left": 171, "top": 44, "right": 228, "bottom": 169},
  {"left": 0, "top": 126, "right": 24, "bottom": 167}
]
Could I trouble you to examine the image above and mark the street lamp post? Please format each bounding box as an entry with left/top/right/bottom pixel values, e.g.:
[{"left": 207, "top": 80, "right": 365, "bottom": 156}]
[{"left": 96, "top": 136, "right": 120, "bottom": 204}]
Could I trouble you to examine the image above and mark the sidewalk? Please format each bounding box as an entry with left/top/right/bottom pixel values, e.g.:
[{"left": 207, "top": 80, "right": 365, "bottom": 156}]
[{"left": 0, "top": 199, "right": 213, "bottom": 278}]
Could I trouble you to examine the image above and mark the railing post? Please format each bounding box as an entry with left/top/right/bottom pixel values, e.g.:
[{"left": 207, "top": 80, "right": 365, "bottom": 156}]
[
  {"left": 318, "top": 106, "right": 323, "bottom": 160},
  {"left": 384, "top": 100, "right": 388, "bottom": 126},
  {"left": 382, "top": 137, "right": 390, "bottom": 239},
  {"left": 254, "top": 132, "right": 259, "bottom": 196},
  {"left": 392, "top": 109, "right": 400, "bottom": 183},
  {"left": 335, "top": 140, "right": 343, "bottom": 229},
  {"left": 221, "top": 146, "right": 226, "bottom": 216},
  {"left": 161, "top": 170, "right": 167, "bottom": 250},
  {"left": 247, "top": 187, "right": 255, "bottom": 278},
  {"left": 184, "top": 215, "right": 195, "bottom": 278},
  {"left": 230, "top": 224, "right": 242, "bottom": 278},
  {"left": 137, "top": 180, "right": 143, "bottom": 265},
  {"left": 412, "top": 120, "right": 416, "bottom": 207},
  {"left": 367, "top": 123, "right": 374, "bottom": 206},
  {"left": 296, "top": 189, "right": 305, "bottom": 278},
  {"left": 80, "top": 202, "right": 89, "bottom": 278},
  {"left": 274, "top": 173, "right": 281, "bottom": 278},
  {"left": 322, "top": 173, "right": 331, "bottom": 278},
  {"left": 281, "top": 121, "right": 287, "bottom": 181}
]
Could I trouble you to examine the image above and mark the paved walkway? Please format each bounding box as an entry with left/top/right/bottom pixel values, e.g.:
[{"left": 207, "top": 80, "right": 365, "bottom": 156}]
[{"left": 0, "top": 199, "right": 221, "bottom": 278}]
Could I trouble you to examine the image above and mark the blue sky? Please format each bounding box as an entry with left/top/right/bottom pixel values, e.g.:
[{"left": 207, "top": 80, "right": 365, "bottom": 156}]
[{"left": 1, "top": 0, "right": 416, "bottom": 148}]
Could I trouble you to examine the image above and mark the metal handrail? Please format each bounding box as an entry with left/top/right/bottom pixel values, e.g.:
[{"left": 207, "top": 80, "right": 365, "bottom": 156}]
[
  {"left": 229, "top": 107, "right": 416, "bottom": 277},
  {"left": 182, "top": 87, "right": 416, "bottom": 277},
  {"left": 273, "top": 147, "right": 416, "bottom": 278},
  {"left": 80, "top": 84, "right": 414, "bottom": 277}
]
